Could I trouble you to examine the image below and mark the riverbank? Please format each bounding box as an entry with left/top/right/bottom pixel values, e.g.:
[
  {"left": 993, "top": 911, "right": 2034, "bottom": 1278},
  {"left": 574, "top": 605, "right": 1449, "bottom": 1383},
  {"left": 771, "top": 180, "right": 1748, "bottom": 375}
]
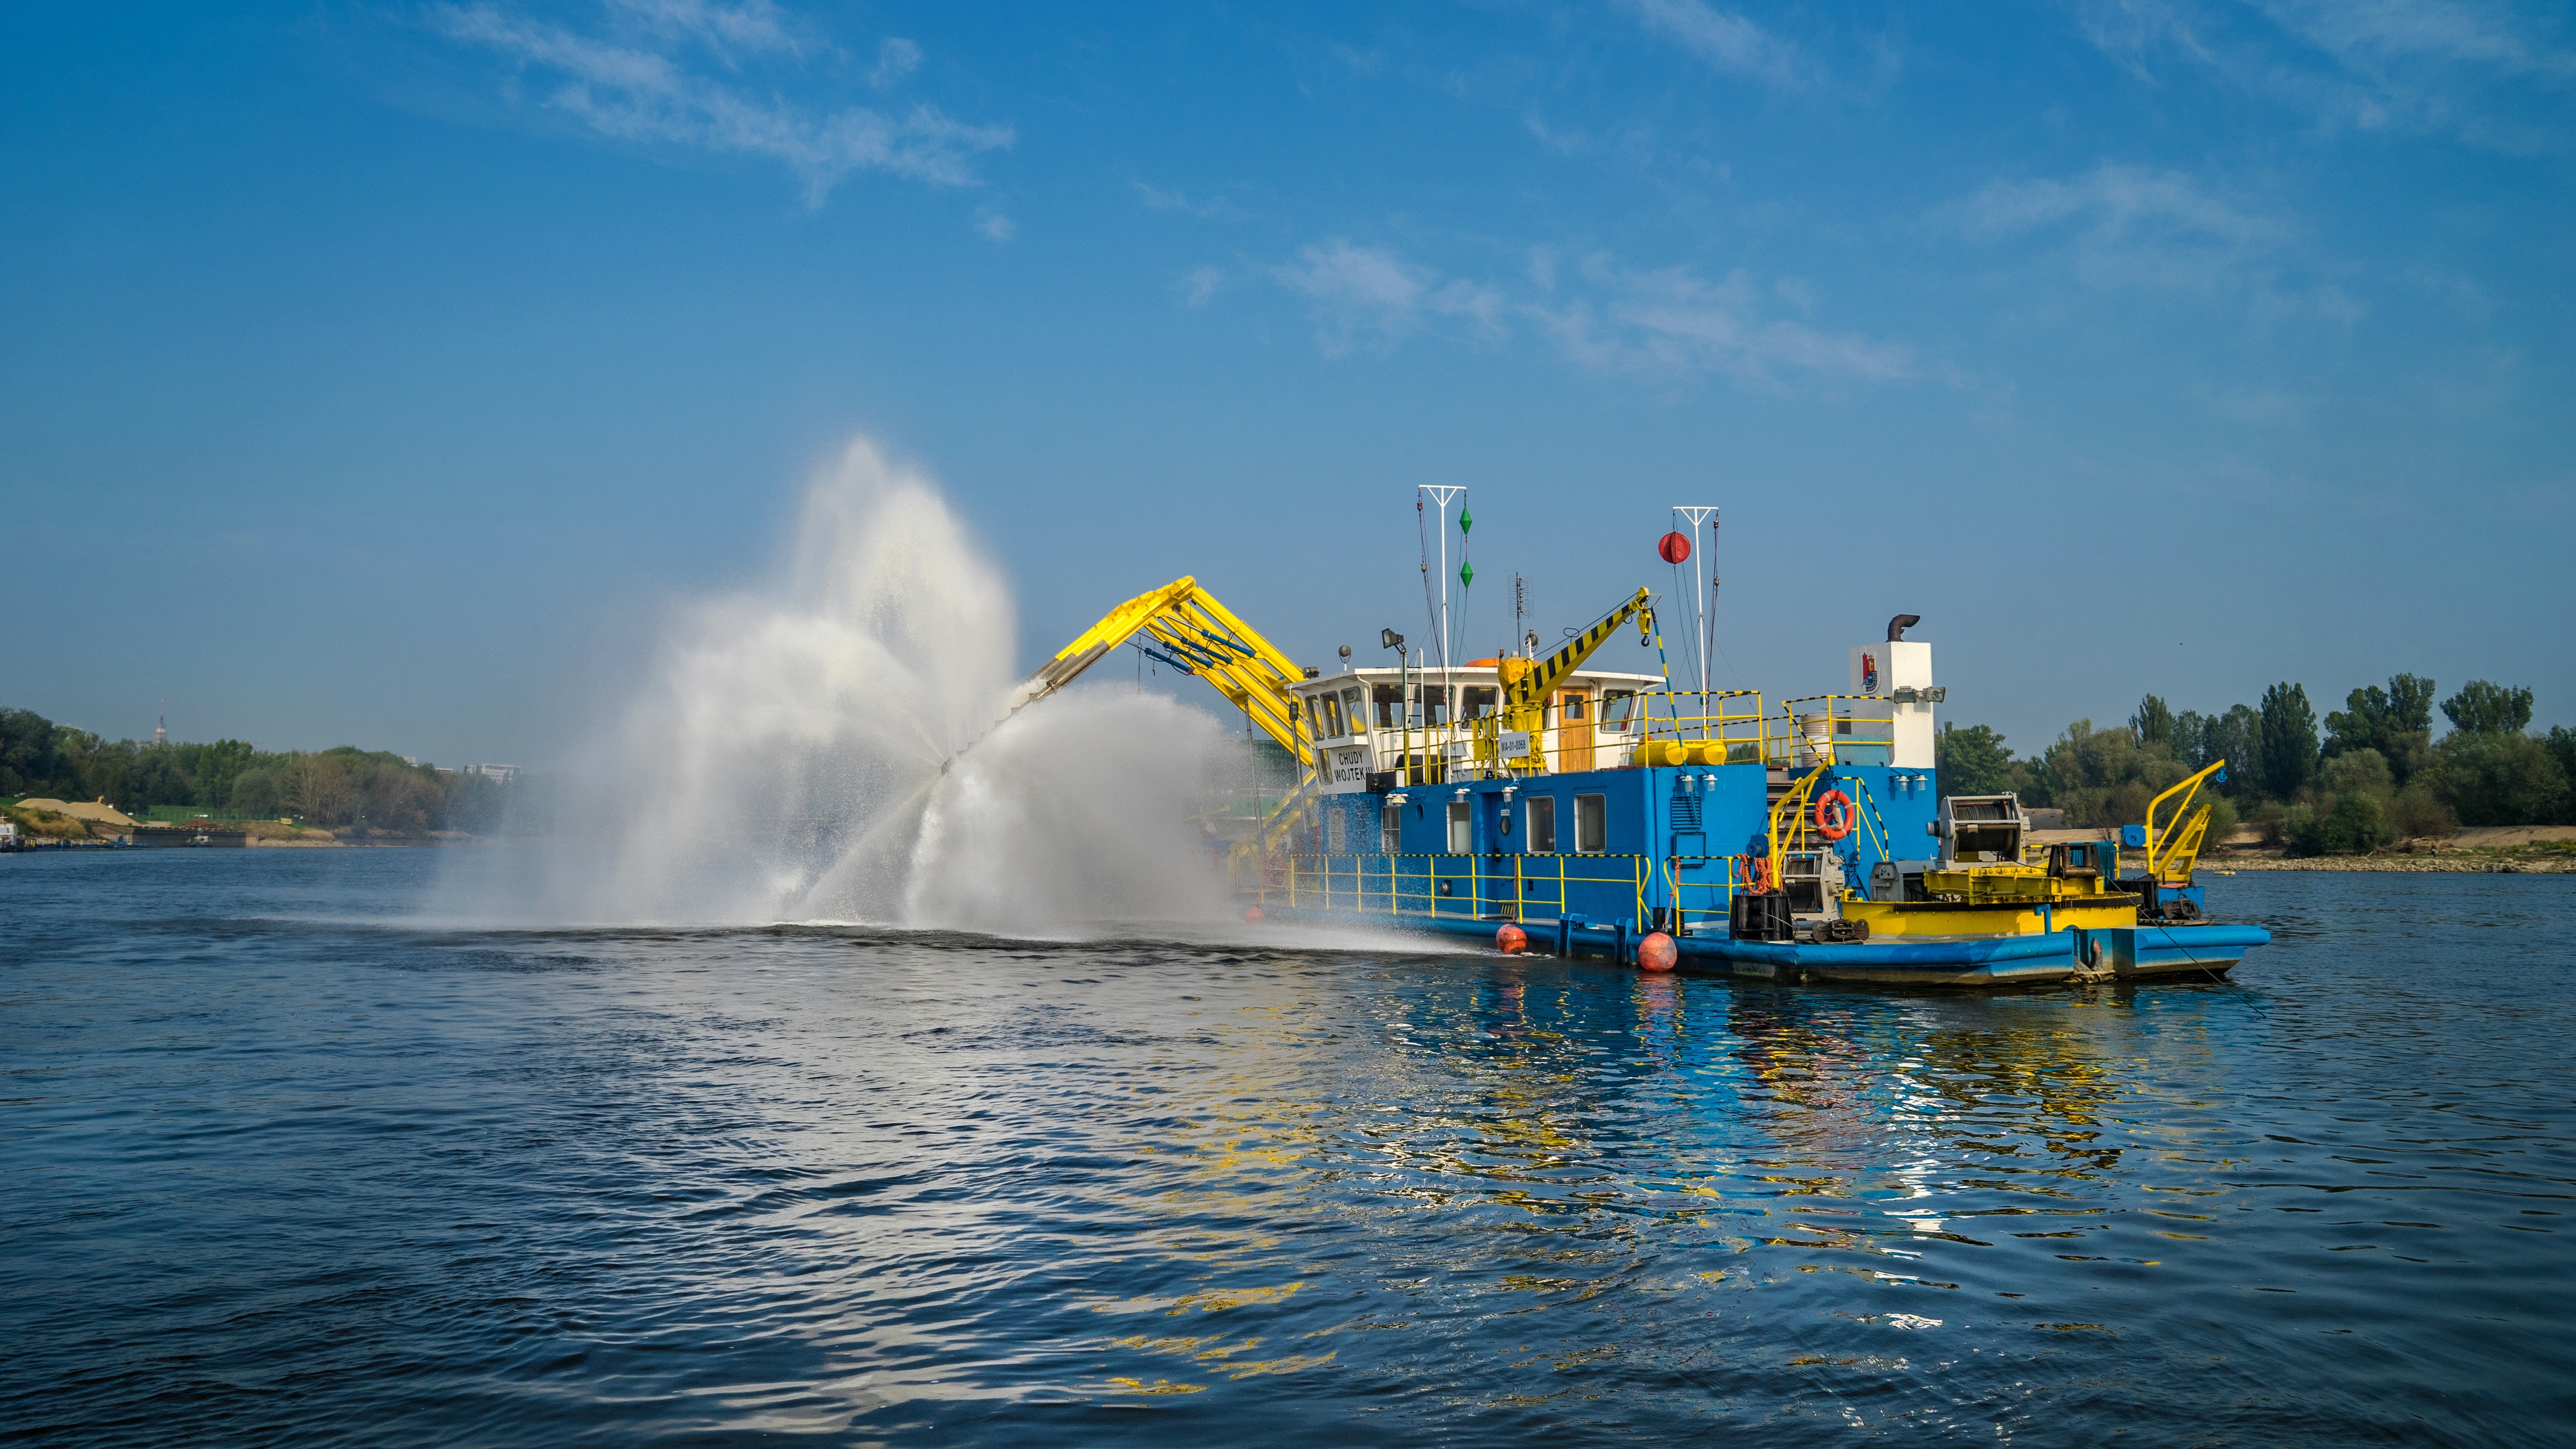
[
  {"left": 2203, "top": 824, "right": 2576, "bottom": 873},
  {"left": 2206, "top": 851, "right": 2576, "bottom": 874}
]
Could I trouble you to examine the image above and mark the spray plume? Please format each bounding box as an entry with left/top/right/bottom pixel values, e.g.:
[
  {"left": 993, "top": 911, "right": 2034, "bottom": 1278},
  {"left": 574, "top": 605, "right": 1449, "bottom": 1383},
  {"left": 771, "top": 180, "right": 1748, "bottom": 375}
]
[{"left": 447, "top": 436, "right": 1235, "bottom": 932}]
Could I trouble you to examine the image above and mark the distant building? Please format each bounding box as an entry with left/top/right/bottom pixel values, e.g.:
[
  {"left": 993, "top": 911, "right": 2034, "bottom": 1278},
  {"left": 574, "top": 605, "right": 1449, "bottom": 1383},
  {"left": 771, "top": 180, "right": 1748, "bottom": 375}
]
[
  {"left": 153, "top": 706, "right": 167, "bottom": 748},
  {"left": 465, "top": 764, "right": 520, "bottom": 784}
]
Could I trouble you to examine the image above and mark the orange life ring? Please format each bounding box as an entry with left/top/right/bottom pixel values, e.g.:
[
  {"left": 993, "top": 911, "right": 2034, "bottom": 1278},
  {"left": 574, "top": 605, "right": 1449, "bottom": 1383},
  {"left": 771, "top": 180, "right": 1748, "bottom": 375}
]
[
  {"left": 1814, "top": 789, "right": 1854, "bottom": 841},
  {"left": 1745, "top": 855, "right": 1774, "bottom": 892}
]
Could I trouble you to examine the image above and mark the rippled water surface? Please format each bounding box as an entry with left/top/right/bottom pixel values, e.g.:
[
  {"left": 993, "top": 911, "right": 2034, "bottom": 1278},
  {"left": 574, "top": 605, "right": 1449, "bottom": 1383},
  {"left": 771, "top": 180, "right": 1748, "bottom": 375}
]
[{"left": 5, "top": 850, "right": 2574, "bottom": 1445}]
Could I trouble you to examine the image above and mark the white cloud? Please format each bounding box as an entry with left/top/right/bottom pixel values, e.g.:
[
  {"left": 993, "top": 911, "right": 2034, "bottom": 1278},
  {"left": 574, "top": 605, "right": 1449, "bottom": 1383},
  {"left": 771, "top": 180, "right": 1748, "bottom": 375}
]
[
  {"left": 1951, "top": 164, "right": 2291, "bottom": 249},
  {"left": 975, "top": 211, "right": 1014, "bottom": 243},
  {"left": 1532, "top": 264, "right": 1914, "bottom": 382},
  {"left": 1521, "top": 112, "right": 1593, "bottom": 154},
  {"left": 2063, "top": 0, "right": 2575, "bottom": 146},
  {"left": 1944, "top": 163, "right": 2317, "bottom": 297},
  {"left": 430, "top": 4, "right": 1011, "bottom": 204},
  {"left": 1622, "top": 0, "right": 1810, "bottom": 88},
  {"left": 1272, "top": 241, "right": 1510, "bottom": 355},
  {"left": 1180, "top": 266, "right": 1223, "bottom": 308},
  {"left": 868, "top": 36, "right": 921, "bottom": 90},
  {"left": 1132, "top": 181, "right": 1238, "bottom": 219},
  {"left": 1944, "top": 164, "right": 2363, "bottom": 320},
  {"left": 605, "top": 0, "right": 805, "bottom": 59},
  {"left": 1272, "top": 239, "right": 1912, "bottom": 385},
  {"left": 2260, "top": 0, "right": 2572, "bottom": 75}
]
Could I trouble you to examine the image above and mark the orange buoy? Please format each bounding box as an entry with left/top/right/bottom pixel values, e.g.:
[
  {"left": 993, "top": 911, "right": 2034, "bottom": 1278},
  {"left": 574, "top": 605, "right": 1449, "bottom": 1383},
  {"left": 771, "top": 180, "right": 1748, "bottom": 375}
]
[
  {"left": 1496, "top": 923, "right": 1528, "bottom": 954},
  {"left": 1814, "top": 789, "right": 1855, "bottom": 841},
  {"left": 1243, "top": 905, "right": 1265, "bottom": 923},
  {"left": 1637, "top": 931, "right": 1678, "bottom": 971}
]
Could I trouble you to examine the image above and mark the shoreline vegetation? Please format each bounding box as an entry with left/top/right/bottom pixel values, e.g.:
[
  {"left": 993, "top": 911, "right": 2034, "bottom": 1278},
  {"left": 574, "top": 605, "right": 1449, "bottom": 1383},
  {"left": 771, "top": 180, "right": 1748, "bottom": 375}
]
[
  {"left": 1938, "top": 673, "right": 2572, "bottom": 860},
  {"left": 2, "top": 706, "right": 531, "bottom": 846}
]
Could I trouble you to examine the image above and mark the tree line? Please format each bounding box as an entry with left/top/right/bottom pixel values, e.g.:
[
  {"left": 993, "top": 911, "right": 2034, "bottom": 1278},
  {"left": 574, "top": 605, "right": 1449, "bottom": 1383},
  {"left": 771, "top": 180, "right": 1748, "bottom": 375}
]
[
  {"left": 1934, "top": 675, "right": 2575, "bottom": 855},
  {"left": 0, "top": 706, "right": 517, "bottom": 836}
]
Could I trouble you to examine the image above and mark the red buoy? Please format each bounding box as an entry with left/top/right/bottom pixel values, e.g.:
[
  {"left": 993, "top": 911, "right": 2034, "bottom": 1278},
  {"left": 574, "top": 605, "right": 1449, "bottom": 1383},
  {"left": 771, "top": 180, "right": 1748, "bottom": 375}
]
[
  {"left": 1496, "top": 923, "right": 1527, "bottom": 954},
  {"left": 1637, "top": 932, "right": 1678, "bottom": 972},
  {"left": 1243, "top": 905, "right": 1265, "bottom": 923},
  {"left": 1658, "top": 530, "right": 1691, "bottom": 565}
]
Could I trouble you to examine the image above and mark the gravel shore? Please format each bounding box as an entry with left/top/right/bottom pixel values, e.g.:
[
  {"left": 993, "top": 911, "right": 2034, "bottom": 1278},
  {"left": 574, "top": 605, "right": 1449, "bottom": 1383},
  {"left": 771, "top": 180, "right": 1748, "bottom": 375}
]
[{"left": 2205, "top": 853, "right": 2576, "bottom": 874}]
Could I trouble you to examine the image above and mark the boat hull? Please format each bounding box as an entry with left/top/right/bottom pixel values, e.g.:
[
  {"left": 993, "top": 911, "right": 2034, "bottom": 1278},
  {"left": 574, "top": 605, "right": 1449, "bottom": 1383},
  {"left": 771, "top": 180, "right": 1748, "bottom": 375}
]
[{"left": 1262, "top": 906, "right": 2269, "bottom": 988}]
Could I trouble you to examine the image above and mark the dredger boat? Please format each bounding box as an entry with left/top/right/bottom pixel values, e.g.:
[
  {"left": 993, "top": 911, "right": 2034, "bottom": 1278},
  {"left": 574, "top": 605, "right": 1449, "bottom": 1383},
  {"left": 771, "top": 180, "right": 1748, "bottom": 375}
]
[{"left": 989, "top": 509, "right": 2267, "bottom": 987}]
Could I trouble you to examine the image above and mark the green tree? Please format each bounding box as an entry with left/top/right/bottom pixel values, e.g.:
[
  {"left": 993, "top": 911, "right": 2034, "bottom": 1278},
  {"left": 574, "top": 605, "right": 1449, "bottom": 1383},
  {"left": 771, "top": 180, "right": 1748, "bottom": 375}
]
[
  {"left": 2175, "top": 703, "right": 2260, "bottom": 795},
  {"left": 1935, "top": 723, "right": 2022, "bottom": 797},
  {"left": 2286, "top": 792, "right": 2398, "bottom": 857},
  {"left": 2130, "top": 695, "right": 2174, "bottom": 747},
  {"left": 2432, "top": 731, "right": 2568, "bottom": 826},
  {"left": 2320, "top": 748, "right": 2394, "bottom": 804},
  {"left": 2257, "top": 682, "right": 2318, "bottom": 801},
  {"left": 2441, "top": 680, "right": 2534, "bottom": 737},
  {"left": 2325, "top": 673, "right": 2436, "bottom": 784},
  {"left": 230, "top": 768, "right": 284, "bottom": 818},
  {"left": 0, "top": 708, "right": 66, "bottom": 796},
  {"left": 2548, "top": 727, "right": 2576, "bottom": 823},
  {"left": 2033, "top": 720, "right": 2193, "bottom": 828}
]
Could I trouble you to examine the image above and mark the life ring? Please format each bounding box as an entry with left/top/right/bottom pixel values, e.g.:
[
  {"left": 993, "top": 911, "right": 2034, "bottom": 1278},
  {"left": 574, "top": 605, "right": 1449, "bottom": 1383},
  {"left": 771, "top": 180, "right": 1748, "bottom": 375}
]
[
  {"left": 1814, "top": 789, "right": 1854, "bottom": 841},
  {"left": 1745, "top": 855, "right": 1774, "bottom": 892}
]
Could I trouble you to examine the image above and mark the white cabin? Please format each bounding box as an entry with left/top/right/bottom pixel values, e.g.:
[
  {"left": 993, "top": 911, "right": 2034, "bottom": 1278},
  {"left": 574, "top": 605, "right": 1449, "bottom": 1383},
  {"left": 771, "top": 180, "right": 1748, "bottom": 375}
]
[{"left": 1288, "top": 664, "right": 1665, "bottom": 794}]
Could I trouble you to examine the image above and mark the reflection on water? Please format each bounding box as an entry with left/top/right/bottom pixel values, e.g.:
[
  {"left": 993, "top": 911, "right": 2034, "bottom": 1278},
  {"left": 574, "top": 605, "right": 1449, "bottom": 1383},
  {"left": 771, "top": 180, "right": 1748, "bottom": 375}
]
[{"left": 3, "top": 852, "right": 2572, "bottom": 1445}]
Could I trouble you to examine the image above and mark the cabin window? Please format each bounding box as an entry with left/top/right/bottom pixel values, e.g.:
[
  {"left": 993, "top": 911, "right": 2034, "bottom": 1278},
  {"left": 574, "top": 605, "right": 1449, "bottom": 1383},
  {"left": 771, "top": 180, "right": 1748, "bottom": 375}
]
[
  {"left": 1416, "top": 685, "right": 1450, "bottom": 727},
  {"left": 1321, "top": 695, "right": 1345, "bottom": 738},
  {"left": 1526, "top": 795, "right": 1557, "bottom": 854},
  {"left": 1447, "top": 800, "right": 1471, "bottom": 854},
  {"left": 1600, "top": 691, "right": 1636, "bottom": 734},
  {"left": 1563, "top": 694, "right": 1587, "bottom": 721},
  {"left": 1575, "top": 793, "right": 1607, "bottom": 854},
  {"left": 1462, "top": 686, "right": 1498, "bottom": 718},
  {"left": 1342, "top": 687, "right": 1365, "bottom": 730},
  {"left": 1381, "top": 803, "right": 1403, "bottom": 856},
  {"left": 1373, "top": 684, "right": 1404, "bottom": 727}
]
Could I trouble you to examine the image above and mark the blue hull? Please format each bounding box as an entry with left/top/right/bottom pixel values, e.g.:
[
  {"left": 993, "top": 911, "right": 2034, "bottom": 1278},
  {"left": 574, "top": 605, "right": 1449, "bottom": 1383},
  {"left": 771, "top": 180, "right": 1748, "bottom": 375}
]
[{"left": 1263, "top": 906, "right": 2268, "bottom": 987}]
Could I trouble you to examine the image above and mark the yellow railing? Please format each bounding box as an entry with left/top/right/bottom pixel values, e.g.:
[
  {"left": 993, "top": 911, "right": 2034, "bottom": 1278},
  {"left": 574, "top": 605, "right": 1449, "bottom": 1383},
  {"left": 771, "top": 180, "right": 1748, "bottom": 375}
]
[
  {"left": 1619, "top": 691, "right": 1897, "bottom": 769},
  {"left": 1292, "top": 688, "right": 1903, "bottom": 784},
  {"left": 1243, "top": 851, "right": 1766, "bottom": 933}
]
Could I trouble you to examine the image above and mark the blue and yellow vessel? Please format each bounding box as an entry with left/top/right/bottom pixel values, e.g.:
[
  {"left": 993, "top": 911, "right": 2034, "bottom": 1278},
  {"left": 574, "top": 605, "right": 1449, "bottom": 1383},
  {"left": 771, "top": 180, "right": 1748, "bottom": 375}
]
[{"left": 997, "top": 534, "right": 2267, "bottom": 987}]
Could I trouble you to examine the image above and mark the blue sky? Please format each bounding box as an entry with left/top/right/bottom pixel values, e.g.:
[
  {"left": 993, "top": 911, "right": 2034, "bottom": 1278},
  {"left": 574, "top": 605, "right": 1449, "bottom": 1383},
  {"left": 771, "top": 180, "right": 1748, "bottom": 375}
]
[{"left": 5, "top": 0, "right": 2571, "bottom": 765}]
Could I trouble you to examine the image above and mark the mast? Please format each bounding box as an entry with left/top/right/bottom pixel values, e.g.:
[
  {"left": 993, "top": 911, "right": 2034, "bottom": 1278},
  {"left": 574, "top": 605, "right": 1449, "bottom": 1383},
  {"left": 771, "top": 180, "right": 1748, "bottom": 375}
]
[
  {"left": 1674, "top": 505, "right": 1719, "bottom": 702},
  {"left": 1418, "top": 485, "right": 1466, "bottom": 777}
]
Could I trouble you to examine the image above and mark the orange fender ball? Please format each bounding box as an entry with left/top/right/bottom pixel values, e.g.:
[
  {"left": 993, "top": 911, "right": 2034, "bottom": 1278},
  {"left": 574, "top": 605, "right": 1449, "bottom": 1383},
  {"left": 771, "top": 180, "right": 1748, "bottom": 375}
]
[
  {"left": 1496, "top": 924, "right": 1528, "bottom": 954},
  {"left": 1243, "top": 906, "right": 1265, "bottom": 923},
  {"left": 1637, "top": 932, "right": 1678, "bottom": 971}
]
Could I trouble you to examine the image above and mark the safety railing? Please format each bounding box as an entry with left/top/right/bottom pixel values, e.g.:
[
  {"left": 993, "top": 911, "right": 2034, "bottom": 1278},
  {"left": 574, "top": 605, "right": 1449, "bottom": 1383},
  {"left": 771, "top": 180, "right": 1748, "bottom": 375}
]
[
  {"left": 1246, "top": 852, "right": 1651, "bottom": 926},
  {"left": 1306, "top": 689, "right": 1910, "bottom": 782},
  {"left": 1244, "top": 850, "right": 1785, "bottom": 935}
]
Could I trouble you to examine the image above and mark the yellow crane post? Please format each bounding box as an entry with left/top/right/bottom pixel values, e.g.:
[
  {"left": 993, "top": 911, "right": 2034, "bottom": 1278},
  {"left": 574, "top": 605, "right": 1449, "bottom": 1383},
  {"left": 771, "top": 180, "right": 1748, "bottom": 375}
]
[{"left": 1495, "top": 587, "right": 1656, "bottom": 770}]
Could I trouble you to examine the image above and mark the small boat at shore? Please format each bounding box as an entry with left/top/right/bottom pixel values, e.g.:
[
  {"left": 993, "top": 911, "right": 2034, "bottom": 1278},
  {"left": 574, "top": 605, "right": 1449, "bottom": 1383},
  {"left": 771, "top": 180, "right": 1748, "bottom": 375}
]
[{"left": 990, "top": 502, "right": 2268, "bottom": 987}]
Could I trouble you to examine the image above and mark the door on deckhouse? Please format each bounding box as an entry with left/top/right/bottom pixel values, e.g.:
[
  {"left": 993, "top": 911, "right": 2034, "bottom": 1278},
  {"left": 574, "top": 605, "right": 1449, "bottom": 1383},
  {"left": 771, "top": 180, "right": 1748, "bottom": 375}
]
[{"left": 1556, "top": 688, "right": 1595, "bottom": 772}]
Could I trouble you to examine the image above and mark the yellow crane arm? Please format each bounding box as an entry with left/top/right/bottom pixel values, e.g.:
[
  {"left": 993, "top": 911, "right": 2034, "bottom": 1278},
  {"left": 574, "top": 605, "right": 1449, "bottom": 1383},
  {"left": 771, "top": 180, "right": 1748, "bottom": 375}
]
[
  {"left": 2143, "top": 759, "right": 2225, "bottom": 884},
  {"left": 996, "top": 575, "right": 1313, "bottom": 767},
  {"left": 1498, "top": 587, "right": 1655, "bottom": 734}
]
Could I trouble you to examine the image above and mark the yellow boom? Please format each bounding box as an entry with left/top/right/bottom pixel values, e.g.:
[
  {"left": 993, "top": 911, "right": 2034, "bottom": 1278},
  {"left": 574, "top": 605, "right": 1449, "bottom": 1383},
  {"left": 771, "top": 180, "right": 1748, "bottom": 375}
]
[
  {"left": 2143, "top": 760, "right": 2224, "bottom": 885},
  {"left": 997, "top": 575, "right": 1312, "bottom": 767},
  {"left": 1495, "top": 587, "right": 1655, "bottom": 764}
]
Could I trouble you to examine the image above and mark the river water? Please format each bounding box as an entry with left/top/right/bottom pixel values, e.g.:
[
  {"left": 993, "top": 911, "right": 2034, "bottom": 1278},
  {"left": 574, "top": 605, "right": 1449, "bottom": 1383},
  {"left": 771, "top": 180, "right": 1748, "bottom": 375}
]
[{"left": 5, "top": 849, "right": 2571, "bottom": 1446}]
